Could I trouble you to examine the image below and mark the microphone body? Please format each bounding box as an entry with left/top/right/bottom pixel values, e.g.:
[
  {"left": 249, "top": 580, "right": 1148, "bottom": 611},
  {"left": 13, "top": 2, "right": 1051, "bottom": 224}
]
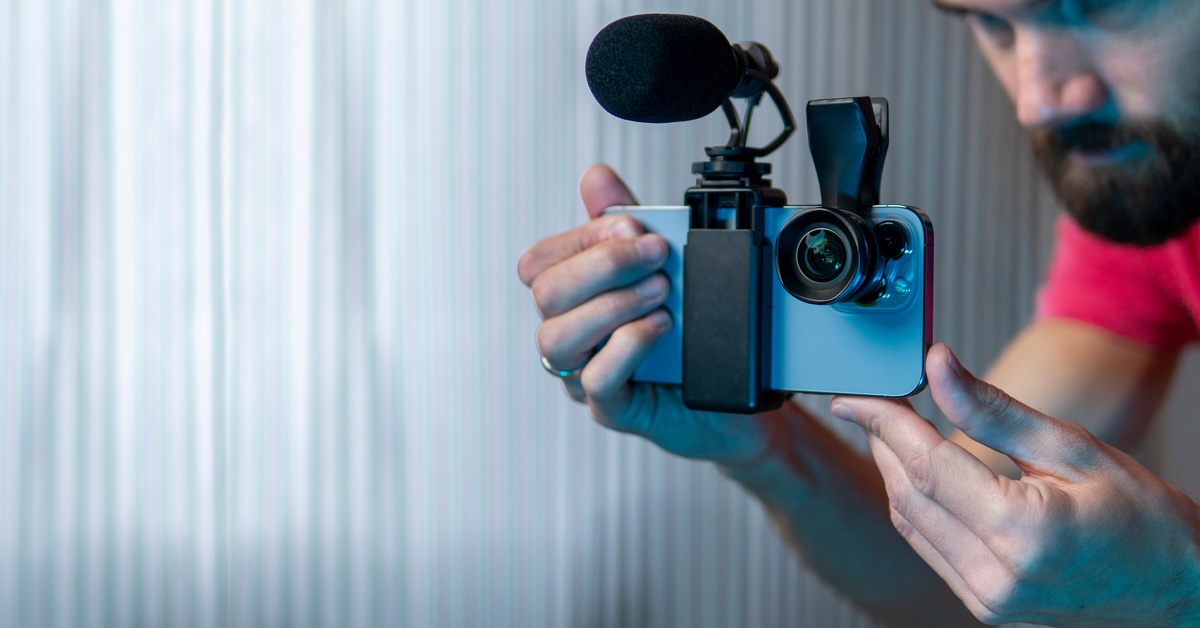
[{"left": 586, "top": 14, "right": 752, "bottom": 123}]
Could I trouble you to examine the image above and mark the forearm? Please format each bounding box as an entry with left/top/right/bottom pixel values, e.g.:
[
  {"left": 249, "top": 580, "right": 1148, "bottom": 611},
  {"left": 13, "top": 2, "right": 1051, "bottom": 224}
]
[
  {"left": 982, "top": 320, "right": 1178, "bottom": 450},
  {"left": 719, "top": 401, "right": 981, "bottom": 627},
  {"left": 952, "top": 320, "right": 1181, "bottom": 480}
]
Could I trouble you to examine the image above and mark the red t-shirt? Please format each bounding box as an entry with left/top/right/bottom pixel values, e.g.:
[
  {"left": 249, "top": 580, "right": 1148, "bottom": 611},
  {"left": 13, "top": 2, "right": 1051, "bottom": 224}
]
[{"left": 1036, "top": 215, "right": 1200, "bottom": 351}]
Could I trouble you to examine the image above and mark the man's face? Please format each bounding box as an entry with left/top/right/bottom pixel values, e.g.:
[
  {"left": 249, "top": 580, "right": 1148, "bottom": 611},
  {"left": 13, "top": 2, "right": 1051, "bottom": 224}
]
[{"left": 936, "top": 0, "right": 1200, "bottom": 246}]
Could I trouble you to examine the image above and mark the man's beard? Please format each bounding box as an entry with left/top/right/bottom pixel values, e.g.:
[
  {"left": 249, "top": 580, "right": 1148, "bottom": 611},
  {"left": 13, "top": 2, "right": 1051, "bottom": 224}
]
[{"left": 1031, "top": 118, "right": 1200, "bottom": 246}]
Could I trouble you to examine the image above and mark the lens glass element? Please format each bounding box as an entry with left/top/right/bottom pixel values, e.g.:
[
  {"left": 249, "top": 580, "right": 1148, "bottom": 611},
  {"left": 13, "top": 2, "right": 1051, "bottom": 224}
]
[
  {"left": 774, "top": 208, "right": 877, "bottom": 306},
  {"left": 799, "top": 228, "right": 846, "bottom": 282}
]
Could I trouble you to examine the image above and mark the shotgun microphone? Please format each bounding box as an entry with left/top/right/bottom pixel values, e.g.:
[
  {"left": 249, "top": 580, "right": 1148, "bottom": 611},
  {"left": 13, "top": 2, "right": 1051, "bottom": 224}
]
[{"left": 585, "top": 13, "right": 779, "bottom": 124}]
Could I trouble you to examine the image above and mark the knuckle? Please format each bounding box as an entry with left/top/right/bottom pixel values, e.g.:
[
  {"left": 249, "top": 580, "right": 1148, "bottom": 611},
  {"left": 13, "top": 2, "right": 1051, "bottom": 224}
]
[
  {"left": 585, "top": 235, "right": 652, "bottom": 286},
  {"left": 516, "top": 247, "right": 541, "bottom": 286},
  {"left": 904, "top": 438, "right": 959, "bottom": 497},
  {"left": 530, "top": 277, "right": 562, "bottom": 317},
  {"left": 603, "top": 215, "right": 643, "bottom": 240},
  {"left": 576, "top": 243, "right": 628, "bottom": 286},
  {"left": 991, "top": 510, "right": 1070, "bottom": 588},
  {"left": 608, "top": 238, "right": 646, "bottom": 273},
  {"left": 579, "top": 364, "right": 602, "bottom": 393},
  {"left": 581, "top": 215, "right": 615, "bottom": 239},
  {"left": 579, "top": 362, "right": 618, "bottom": 403},
  {"left": 1000, "top": 541, "right": 1038, "bottom": 581},
  {"left": 968, "top": 598, "right": 1009, "bottom": 626},
  {"left": 577, "top": 223, "right": 605, "bottom": 251},
  {"left": 534, "top": 323, "right": 564, "bottom": 362},
  {"left": 973, "top": 578, "right": 1022, "bottom": 623},
  {"left": 888, "top": 507, "right": 914, "bottom": 537},
  {"left": 990, "top": 492, "right": 1025, "bottom": 533},
  {"left": 965, "top": 602, "right": 1004, "bottom": 626},
  {"left": 1058, "top": 423, "right": 1104, "bottom": 469},
  {"left": 976, "top": 379, "right": 1016, "bottom": 415},
  {"left": 596, "top": 287, "right": 638, "bottom": 322},
  {"left": 1004, "top": 529, "right": 1060, "bottom": 582},
  {"left": 579, "top": 373, "right": 601, "bottom": 402},
  {"left": 905, "top": 448, "right": 936, "bottom": 496},
  {"left": 605, "top": 275, "right": 666, "bottom": 316}
]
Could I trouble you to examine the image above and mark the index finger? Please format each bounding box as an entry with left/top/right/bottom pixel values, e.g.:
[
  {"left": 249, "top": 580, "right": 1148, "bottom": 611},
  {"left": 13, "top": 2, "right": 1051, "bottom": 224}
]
[
  {"left": 517, "top": 165, "right": 640, "bottom": 286},
  {"left": 517, "top": 215, "right": 645, "bottom": 286},
  {"left": 831, "top": 396, "right": 1018, "bottom": 539}
]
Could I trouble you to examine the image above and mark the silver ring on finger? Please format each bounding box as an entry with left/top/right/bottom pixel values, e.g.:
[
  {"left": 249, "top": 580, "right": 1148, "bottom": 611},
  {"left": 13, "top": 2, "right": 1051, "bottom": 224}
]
[{"left": 541, "top": 354, "right": 587, "bottom": 379}]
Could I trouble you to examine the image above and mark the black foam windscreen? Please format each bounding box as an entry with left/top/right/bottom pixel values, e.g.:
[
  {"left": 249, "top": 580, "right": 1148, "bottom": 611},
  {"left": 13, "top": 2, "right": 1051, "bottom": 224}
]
[{"left": 585, "top": 14, "right": 741, "bottom": 124}]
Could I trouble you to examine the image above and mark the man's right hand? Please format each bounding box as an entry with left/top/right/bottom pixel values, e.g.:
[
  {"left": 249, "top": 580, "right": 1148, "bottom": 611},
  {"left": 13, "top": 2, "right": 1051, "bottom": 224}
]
[{"left": 517, "top": 164, "right": 777, "bottom": 465}]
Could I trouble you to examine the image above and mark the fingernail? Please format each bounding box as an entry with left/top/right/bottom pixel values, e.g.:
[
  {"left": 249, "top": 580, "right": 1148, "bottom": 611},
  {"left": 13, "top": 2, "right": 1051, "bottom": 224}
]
[
  {"left": 946, "top": 347, "right": 965, "bottom": 377},
  {"left": 608, "top": 218, "right": 638, "bottom": 239},
  {"left": 831, "top": 403, "right": 855, "bottom": 422},
  {"left": 636, "top": 274, "right": 667, "bottom": 299},
  {"left": 646, "top": 308, "right": 672, "bottom": 330},
  {"left": 636, "top": 234, "right": 668, "bottom": 263}
]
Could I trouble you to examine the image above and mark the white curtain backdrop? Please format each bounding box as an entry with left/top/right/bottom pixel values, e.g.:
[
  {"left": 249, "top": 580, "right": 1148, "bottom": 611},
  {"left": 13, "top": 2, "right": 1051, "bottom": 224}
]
[{"left": 4, "top": 0, "right": 1198, "bottom": 626}]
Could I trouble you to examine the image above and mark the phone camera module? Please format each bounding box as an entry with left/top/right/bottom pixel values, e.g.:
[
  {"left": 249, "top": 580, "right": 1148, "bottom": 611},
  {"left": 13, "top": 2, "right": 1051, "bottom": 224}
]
[{"left": 876, "top": 220, "right": 910, "bottom": 259}]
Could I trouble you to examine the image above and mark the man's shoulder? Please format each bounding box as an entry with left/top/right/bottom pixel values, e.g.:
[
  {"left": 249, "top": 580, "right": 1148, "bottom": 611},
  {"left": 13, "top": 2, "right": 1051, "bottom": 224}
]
[
  {"left": 1056, "top": 214, "right": 1200, "bottom": 259},
  {"left": 1040, "top": 214, "right": 1200, "bottom": 351}
]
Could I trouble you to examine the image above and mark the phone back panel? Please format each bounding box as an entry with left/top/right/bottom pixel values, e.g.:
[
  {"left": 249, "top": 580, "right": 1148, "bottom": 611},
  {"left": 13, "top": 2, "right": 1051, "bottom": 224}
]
[{"left": 765, "top": 205, "right": 931, "bottom": 397}]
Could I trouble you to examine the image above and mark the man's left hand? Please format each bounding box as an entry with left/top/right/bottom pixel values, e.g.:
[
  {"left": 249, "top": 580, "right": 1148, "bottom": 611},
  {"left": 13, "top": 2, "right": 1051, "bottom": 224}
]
[{"left": 832, "top": 343, "right": 1200, "bottom": 626}]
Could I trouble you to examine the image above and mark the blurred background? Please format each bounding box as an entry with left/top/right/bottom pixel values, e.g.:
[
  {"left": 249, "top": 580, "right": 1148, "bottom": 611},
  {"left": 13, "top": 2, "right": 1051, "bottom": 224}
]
[{"left": 4, "top": 0, "right": 1199, "bottom": 626}]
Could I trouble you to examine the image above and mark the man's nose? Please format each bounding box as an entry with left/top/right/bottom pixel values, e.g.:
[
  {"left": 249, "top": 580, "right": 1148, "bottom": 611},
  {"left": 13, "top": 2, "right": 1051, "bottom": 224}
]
[{"left": 1013, "top": 29, "right": 1108, "bottom": 130}]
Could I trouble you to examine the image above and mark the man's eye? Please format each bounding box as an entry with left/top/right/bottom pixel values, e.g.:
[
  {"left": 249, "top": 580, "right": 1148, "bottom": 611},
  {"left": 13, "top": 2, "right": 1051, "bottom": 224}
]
[
  {"left": 972, "top": 12, "right": 1008, "bottom": 30},
  {"left": 967, "top": 11, "right": 1015, "bottom": 43},
  {"left": 1063, "top": 0, "right": 1121, "bottom": 15},
  {"left": 1060, "top": 0, "right": 1140, "bottom": 27}
]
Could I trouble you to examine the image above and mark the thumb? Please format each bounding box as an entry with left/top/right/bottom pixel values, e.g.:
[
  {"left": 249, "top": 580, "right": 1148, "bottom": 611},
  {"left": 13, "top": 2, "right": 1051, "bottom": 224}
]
[
  {"left": 927, "top": 343, "right": 1103, "bottom": 478},
  {"left": 581, "top": 164, "right": 638, "bottom": 219}
]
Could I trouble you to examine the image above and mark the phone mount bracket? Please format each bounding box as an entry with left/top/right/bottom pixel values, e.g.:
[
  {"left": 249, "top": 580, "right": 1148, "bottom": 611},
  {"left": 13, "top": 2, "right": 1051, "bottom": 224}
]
[{"left": 679, "top": 67, "right": 798, "bottom": 414}]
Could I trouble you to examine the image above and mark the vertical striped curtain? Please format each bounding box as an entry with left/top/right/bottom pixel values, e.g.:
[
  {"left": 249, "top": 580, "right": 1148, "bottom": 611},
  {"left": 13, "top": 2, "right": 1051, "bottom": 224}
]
[{"left": 12, "top": 0, "right": 1177, "bottom": 626}]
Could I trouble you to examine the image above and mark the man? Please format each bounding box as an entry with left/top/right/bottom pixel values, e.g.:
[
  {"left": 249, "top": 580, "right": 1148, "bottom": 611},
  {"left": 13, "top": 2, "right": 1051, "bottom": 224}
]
[{"left": 518, "top": 1, "right": 1200, "bottom": 624}]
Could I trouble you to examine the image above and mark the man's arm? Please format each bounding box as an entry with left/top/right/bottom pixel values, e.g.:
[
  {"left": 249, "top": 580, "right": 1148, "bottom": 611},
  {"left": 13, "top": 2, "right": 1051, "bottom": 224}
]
[{"left": 717, "top": 403, "right": 984, "bottom": 626}]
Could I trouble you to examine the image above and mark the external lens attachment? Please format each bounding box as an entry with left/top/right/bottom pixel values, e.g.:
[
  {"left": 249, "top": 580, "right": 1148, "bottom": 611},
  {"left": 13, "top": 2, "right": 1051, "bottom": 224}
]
[
  {"left": 798, "top": 227, "right": 848, "bottom": 282},
  {"left": 775, "top": 208, "right": 882, "bottom": 305}
]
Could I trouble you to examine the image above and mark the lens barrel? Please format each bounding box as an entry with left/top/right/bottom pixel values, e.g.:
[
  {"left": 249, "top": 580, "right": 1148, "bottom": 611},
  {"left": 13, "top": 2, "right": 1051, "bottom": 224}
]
[{"left": 775, "top": 208, "right": 885, "bottom": 305}]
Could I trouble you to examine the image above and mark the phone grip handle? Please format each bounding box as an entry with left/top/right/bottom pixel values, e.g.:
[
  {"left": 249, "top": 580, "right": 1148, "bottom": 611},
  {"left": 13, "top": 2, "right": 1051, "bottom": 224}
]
[{"left": 682, "top": 229, "right": 788, "bottom": 413}]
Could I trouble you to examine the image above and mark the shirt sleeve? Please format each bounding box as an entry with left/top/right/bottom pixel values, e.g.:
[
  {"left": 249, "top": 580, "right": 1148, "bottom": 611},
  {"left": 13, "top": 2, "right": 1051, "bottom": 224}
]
[{"left": 1035, "top": 215, "right": 1196, "bottom": 351}]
